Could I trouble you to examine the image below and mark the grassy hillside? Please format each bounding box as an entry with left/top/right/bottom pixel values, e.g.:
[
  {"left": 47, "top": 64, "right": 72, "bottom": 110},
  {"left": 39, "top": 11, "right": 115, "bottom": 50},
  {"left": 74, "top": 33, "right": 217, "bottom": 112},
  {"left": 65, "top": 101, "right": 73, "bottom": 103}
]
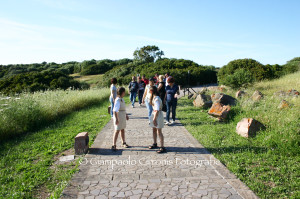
[
  {"left": 177, "top": 71, "right": 300, "bottom": 198},
  {"left": 70, "top": 73, "right": 103, "bottom": 88}
]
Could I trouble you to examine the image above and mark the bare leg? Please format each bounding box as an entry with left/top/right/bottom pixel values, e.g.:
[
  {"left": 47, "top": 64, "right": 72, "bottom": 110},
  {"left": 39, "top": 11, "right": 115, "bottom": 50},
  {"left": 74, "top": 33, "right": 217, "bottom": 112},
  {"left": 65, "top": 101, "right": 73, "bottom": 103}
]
[
  {"left": 120, "top": 129, "right": 125, "bottom": 144},
  {"left": 157, "top": 128, "right": 164, "bottom": 147},
  {"left": 152, "top": 127, "right": 157, "bottom": 144},
  {"left": 113, "top": 130, "right": 120, "bottom": 146}
]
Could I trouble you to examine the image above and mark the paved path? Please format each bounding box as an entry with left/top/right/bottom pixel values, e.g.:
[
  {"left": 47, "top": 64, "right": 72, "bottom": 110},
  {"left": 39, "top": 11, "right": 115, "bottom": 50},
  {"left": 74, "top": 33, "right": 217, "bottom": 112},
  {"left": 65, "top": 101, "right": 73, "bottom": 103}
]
[{"left": 61, "top": 103, "right": 258, "bottom": 199}]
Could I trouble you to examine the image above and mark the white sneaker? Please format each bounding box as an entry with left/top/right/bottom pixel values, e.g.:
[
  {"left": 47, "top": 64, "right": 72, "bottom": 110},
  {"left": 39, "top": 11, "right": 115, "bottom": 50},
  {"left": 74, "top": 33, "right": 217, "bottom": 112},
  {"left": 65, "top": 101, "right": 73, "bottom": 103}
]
[
  {"left": 171, "top": 120, "right": 175, "bottom": 124},
  {"left": 165, "top": 121, "right": 170, "bottom": 125},
  {"left": 132, "top": 105, "right": 134, "bottom": 108}
]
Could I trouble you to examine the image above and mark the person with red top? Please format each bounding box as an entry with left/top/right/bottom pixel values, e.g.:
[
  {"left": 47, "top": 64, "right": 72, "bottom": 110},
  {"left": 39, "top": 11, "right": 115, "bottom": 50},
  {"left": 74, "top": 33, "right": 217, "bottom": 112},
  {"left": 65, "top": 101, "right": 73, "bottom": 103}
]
[
  {"left": 153, "top": 73, "right": 159, "bottom": 86},
  {"left": 142, "top": 75, "right": 149, "bottom": 85}
]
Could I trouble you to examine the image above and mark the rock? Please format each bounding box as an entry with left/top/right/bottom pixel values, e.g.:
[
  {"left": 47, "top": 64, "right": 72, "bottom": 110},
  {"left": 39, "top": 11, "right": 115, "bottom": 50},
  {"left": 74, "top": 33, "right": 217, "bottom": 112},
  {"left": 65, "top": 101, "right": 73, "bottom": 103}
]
[
  {"left": 59, "top": 155, "right": 75, "bottom": 162},
  {"left": 251, "top": 90, "right": 263, "bottom": 101},
  {"left": 193, "top": 94, "right": 212, "bottom": 108},
  {"left": 278, "top": 100, "right": 290, "bottom": 109},
  {"left": 211, "top": 93, "right": 237, "bottom": 106},
  {"left": 236, "top": 118, "right": 265, "bottom": 138},
  {"left": 273, "top": 90, "right": 286, "bottom": 97},
  {"left": 288, "top": 89, "right": 299, "bottom": 97},
  {"left": 75, "top": 132, "right": 89, "bottom": 155},
  {"left": 208, "top": 102, "right": 231, "bottom": 120},
  {"left": 235, "top": 90, "right": 247, "bottom": 98}
]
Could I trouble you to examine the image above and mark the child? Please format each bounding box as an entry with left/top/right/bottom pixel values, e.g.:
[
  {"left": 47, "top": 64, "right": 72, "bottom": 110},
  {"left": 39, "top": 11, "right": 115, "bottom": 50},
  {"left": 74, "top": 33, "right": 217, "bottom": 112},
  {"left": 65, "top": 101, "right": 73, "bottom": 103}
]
[
  {"left": 112, "top": 87, "right": 130, "bottom": 151},
  {"left": 148, "top": 86, "right": 166, "bottom": 153}
]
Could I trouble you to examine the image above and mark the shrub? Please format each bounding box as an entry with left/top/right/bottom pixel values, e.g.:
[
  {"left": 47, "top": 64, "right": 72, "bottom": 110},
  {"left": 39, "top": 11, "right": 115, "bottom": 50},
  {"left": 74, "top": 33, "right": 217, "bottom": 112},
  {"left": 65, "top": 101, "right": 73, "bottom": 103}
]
[
  {"left": 283, "top": 57, "right": 300, "bottom": 74},
  {"left": 218, "top": 58, "right": 268, "bottom": 82},
  {"left": 219, "top": 68, "right": 254, "bottom": 89},
  {"left": 0, "top": 71, "right": 89, "bottom": 95}
]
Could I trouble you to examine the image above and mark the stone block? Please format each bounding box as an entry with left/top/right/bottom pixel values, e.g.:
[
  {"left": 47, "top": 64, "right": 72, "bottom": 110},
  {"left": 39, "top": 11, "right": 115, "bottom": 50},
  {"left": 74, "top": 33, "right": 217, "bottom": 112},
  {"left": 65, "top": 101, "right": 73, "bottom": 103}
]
[
  {"left": 75, "top": 132, "right": 89, "bottom": 155},
  {"left": 236, "top": 118, "right": 264, "bottom": 138}
]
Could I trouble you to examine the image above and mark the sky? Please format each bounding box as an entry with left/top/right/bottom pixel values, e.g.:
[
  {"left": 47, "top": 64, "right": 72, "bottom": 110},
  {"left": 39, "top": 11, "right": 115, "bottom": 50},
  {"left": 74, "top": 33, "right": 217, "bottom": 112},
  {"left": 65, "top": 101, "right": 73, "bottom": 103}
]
[{"left": 0, "top": 0, "right": 299, "bottom": 67}]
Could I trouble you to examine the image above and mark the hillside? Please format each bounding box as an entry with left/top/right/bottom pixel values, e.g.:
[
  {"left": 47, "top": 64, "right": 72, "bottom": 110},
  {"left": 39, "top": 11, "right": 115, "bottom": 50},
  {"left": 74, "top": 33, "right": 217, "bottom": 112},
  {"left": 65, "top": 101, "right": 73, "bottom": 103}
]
[{"left": 70, "top": 73, "right": 103, "bottom": 88}]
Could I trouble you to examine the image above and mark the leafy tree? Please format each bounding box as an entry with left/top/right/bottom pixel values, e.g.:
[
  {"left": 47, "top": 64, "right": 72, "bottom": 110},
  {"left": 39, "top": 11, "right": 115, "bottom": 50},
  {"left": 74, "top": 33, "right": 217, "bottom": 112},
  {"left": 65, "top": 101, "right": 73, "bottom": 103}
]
[
  {"left": 133, "top": 45, "right": 164, "bottom": 63},
  {"left": 219, "top": 68, "right": 254, "bottom": 89},
  {"left": 218, "top": 58, "right": 269, "bottom": 84},
  {"left": 99, "top": 58, "right": 217, "bottom": 87}
]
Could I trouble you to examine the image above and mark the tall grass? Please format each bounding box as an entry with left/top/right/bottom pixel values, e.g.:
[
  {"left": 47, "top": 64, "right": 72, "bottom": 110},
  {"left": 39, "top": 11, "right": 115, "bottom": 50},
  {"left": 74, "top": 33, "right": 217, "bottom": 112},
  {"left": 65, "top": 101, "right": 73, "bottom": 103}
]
[{"left": 0, "top": 88, "right": 110, "bottom": 139}]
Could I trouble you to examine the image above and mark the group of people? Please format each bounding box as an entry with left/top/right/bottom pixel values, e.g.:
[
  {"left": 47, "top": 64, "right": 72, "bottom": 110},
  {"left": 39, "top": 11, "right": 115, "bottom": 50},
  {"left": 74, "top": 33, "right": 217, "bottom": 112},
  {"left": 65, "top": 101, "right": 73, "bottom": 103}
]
[{"left": 109, "top": 73, "right": 180, "bottom": 153}]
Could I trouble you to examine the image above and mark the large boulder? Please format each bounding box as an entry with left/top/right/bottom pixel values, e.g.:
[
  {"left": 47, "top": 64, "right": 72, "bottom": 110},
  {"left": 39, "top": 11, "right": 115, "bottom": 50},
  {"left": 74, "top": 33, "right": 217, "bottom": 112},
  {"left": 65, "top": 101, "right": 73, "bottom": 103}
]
[
  {"left": 288, "top": 89, "right": 299, "bottom": 97},
  {"left": 211, "top": 93, "right": 237, "bottom": 106},
  {"left": 193, "top": 94, "right": 212, "bottom": 108},
  {"left": 278, "top": 100, "right": 290, "bottom": 109},
  {"left": 208, "top": 102, "right": 231, "bottom": 120},
  {"left": 236, "top": 118, "right": 265, "bottom": 138},
  {"left": 235, "top": 90, "right": 247, "bottom": 98},
  {"left": 251, "top": 90, "right": 263, "bottom": 101}
]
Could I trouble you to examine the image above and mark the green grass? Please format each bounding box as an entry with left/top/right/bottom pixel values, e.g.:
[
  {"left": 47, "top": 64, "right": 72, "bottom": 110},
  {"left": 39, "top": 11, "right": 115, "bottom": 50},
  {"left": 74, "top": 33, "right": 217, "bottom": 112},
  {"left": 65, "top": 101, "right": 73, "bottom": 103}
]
[
  {"left": 0, "top": 98, "right": 111, "bottom": 198},
  {"left": 177, "top": 72, "right": 300, "bottom": 199},
  {"left": 0, "top": 88, "right": 109, "bottom": 139},
  {"left": 70, "top": 73, "right": 103, "bottom": 88}
]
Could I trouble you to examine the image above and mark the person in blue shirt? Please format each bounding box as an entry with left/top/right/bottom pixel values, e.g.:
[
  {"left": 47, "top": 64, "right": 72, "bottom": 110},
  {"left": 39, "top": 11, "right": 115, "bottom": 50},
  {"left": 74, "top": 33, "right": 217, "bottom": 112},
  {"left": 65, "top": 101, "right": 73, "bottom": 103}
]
[
  {"left": 164, "top": 77, "right": 180, "bottom": 125},
  {"left": 128, "top": 76, "right": 139, "bottom": 108}
]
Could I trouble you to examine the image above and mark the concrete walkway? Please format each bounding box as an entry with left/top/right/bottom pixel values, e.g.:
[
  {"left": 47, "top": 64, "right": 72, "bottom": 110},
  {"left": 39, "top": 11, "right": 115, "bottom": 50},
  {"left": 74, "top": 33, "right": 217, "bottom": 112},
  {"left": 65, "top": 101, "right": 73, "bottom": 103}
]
[{"left": 61, "top": 103, "right": 259, "bottom": 199}]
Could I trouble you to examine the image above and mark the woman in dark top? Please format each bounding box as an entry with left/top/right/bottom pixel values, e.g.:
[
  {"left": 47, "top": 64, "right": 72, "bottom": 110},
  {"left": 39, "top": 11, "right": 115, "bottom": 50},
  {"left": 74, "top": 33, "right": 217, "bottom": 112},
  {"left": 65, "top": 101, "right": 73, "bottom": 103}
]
[
  {"left": 157, "top": 75, "right": 166, "bottom": 102},
  {"left": 164, "top": 77, "right": 180, "bottom": 125}
]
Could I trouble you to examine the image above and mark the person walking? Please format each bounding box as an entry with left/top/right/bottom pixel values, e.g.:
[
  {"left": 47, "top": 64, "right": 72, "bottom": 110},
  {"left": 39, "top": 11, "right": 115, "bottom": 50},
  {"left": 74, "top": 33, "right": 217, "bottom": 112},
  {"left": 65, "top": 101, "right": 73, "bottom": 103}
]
[
  {"left": 165, "top": 77, "right": 180, "bottom": 125},
  {"left": 109, "top": 78, "right": 117, "bottom": 118},
  {"left": 128, "top": 76, "right": 138, "bottom": 108},
  {"left": 142, "top": 78, "right": 155, "bottom": 123},
  {"left": 112, "top": 87, "right": 130, "bottom": 151},
  {"left": 148, "top": 86, "right": 166, "bottom": 153},
  {"left": 137, "top": 76, "right": 146, "bottom": 106}
]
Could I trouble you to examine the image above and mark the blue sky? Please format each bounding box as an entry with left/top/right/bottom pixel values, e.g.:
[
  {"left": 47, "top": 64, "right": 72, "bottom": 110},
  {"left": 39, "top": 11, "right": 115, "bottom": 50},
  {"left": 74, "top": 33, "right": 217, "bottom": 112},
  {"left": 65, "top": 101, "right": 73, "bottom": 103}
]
[{"left": 0, "top": 0, "right": 299, "bottom": 67}]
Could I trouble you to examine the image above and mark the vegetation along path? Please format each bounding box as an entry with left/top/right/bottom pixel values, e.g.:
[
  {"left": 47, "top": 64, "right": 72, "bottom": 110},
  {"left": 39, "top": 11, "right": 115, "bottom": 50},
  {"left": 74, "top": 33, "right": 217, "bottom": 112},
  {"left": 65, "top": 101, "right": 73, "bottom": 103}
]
[{"left": 61, "top": 104, "right": 258, "bottom": 199}]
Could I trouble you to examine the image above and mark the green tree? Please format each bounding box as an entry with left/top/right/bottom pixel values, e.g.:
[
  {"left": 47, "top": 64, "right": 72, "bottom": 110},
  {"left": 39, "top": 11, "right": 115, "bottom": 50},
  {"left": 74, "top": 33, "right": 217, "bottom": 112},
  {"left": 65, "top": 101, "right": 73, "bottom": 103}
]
[
  {"left": 220, "top": 68, "right": 254, "bottom": 89},
  {"left": 133, "top": 45, "right": 164, "bottom": 63},
  {"left": 218, "top": 58, "right": 267, "bottom": 83}
]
